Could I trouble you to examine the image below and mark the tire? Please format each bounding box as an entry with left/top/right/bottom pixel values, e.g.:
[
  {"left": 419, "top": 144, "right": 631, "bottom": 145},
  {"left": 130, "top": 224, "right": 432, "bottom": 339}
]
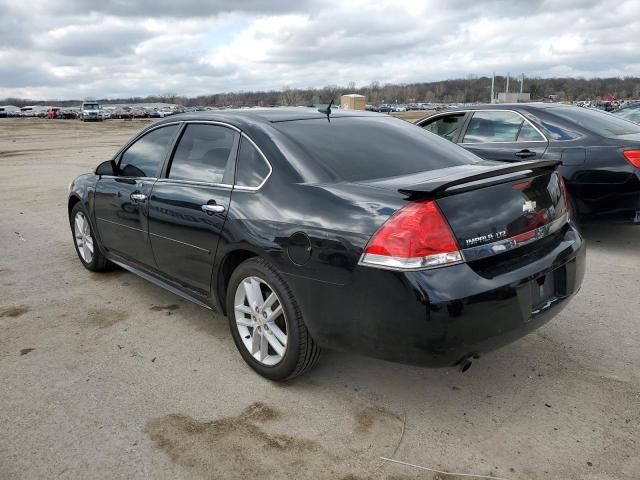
[
  {"left": 226, "top": 257, "right": 321, "bottom": 380},
  {"left": 69, "top": 202, "right": 112, "bottom": 272}
]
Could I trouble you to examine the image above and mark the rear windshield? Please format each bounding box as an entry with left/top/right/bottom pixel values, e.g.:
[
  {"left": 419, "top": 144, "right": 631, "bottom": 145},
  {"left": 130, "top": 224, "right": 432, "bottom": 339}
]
[
  {"left": 546, "top": 106, "right": 640, "bottom": 137},
  {"left": 272, "top": 116, "right": 481, "bottom": 181}
]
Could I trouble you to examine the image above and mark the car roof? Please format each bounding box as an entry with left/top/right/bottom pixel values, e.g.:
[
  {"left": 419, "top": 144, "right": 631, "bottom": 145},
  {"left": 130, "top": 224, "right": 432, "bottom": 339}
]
[
  {"left": 154, "top": 107, "right": 378, "bottom": 129},
  {"left": 446, "top": 102, "right": 573, "bottom": 112}
]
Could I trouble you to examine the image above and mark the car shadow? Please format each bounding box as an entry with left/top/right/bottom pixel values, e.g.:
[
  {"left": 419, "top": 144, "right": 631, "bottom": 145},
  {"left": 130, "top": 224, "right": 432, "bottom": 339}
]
[
  {"left": 579, "top": 223, "right": 639, "bottom": 255},
  {"left": 283, "top": 325, "right": 581, "bottom": 406}
]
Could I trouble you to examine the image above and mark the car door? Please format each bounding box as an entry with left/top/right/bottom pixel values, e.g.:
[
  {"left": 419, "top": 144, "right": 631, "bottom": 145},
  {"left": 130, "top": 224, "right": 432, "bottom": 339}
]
[
  {"left": 147, "top": 123, "right": 239, "bottom": 295},
  {"left": 458, "top": 110, "right": 549, "bottom": 162},
  {"left": 94, "top": 124, "right": 180, "bottom": 268},
  {"left": 419, "top": 112, "right": 468, "bottom": 142}
]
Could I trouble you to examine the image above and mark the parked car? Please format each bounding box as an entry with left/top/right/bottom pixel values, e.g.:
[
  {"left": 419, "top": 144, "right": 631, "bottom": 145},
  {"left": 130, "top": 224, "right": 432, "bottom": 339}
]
[
  {"left": 68, "top": 108, "right": 584, "bottom": 380},
  {"left": 81, "top": 102, "right": 102, "bottom": 121},
  {"left": 417, "top": 104, "right": 640, "bottom": 224},
  {"left": 58, "top": 108, "right": 79, "bottom": 119},
  {"left": 20, "top": 107, "right": 36, "bottom": 117},
  {"left": 613, "top": 104, "right": 640, "bottom": 124}
]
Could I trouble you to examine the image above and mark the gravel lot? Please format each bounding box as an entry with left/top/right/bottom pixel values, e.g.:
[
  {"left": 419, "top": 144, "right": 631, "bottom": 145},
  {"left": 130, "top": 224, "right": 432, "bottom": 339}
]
[{"left": 1, "top": 118, "right": 638, "bottom": 480}]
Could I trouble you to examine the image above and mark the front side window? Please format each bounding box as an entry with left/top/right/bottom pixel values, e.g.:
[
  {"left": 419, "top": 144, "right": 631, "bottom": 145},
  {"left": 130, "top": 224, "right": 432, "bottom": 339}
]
[
  {"left": 168, "top": 124, "right": 237, "bottom": 184},
  {"left": 463, "top": 111, "right": 544, "bottom": 143},
  {"left": 119, "top": 125, "right": 179, "bottom": 177},
  {"left": 422, "top": 114, "right": 465, "bottom": 141},
  {"left": 235, "top": 138, "right": 270, "bottom": 188}
]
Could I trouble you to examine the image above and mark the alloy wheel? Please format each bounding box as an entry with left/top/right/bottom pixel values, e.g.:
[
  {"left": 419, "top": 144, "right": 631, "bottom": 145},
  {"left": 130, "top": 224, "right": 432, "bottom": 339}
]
[
  {"left": 73, "top": 211, "right": 94, "bottom": 263},
  {"left": 234, "top": 276, "right": 288, "bottom": 366}
]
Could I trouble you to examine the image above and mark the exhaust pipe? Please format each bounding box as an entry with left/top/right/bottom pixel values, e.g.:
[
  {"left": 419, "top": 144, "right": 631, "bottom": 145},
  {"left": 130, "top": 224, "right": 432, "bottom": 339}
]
[
  {"left": 457, "top": 354, "right": 479, "bottom": 373},
  {"left": 460, "top": 359, "right": 472, "bottom": 372}
]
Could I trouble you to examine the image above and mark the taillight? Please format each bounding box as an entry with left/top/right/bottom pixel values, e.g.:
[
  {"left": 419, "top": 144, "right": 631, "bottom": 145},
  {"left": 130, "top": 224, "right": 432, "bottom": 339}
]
[
  {"left": 359, "top": 200, "right": 462, "bottom": 270},
  {"left": 557, "top": 173, "right": 571, "bottom": 215},
  {"left": 623, "top": 150, "right": 640, "bottom": 168}
]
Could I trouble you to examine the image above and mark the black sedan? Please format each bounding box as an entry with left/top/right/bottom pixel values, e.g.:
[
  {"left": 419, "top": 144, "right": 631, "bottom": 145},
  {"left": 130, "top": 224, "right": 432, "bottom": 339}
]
[
  {"left": 68, "top": 108, "right": 585, "bottom": 380},
  {"left": 417, "top": 104, "right": 640, "bottom": 224}
]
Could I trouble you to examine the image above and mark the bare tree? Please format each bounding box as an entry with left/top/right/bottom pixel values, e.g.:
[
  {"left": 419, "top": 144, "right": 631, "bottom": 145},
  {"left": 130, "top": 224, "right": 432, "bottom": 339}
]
[
  {"left": 321, "top": 85, "right": 340, "bottom": 103},
  {"left": 280, "top": 87, "right": 301, "bottom": 106}
]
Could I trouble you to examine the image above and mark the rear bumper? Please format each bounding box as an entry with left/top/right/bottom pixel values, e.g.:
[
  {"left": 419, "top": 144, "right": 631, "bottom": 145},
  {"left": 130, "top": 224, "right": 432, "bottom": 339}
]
[{"left": 290, "top": 224, "right": 585, "bottom": 367}]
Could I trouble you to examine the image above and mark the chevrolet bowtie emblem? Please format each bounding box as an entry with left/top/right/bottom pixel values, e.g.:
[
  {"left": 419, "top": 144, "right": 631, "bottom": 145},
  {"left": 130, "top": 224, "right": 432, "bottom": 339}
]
[{"left": 522, "top": 200, "right": 537, "bottom": 213}]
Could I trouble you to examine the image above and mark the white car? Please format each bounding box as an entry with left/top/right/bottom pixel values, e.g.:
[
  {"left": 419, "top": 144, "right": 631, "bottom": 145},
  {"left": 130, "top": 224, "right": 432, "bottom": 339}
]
[{"left": 81, "top": 102, "right": 102, "bottom": 121}]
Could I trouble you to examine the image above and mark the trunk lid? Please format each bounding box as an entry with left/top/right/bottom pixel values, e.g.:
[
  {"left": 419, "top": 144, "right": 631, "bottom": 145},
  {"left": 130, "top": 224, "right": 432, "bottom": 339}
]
[
  {"left": 361, "top": 160, "right": 567, "bottom": 262},
  {"left": 435, "top": 171, "right": 567, "bottom": 260}
]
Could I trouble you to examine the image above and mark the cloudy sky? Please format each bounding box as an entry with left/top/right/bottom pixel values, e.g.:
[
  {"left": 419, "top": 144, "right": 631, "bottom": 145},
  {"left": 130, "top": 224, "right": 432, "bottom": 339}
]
[{"left": 1, "top": 0, "right": 639, "bottom": 100}]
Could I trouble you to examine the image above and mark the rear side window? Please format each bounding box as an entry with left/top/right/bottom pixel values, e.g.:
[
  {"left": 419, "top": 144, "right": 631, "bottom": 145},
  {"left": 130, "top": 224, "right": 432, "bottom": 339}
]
[
  {"left": 517, "top": 122, "right": 545, "bottom": 141},
  {"left": 235, "top": 138, "right": 270, "bottom": 188},
  {"left": 119, "top": 124, "right": 179, "bottom": 177},
  {"left": 272, "top": 116, "right": 480, "bottom": 182},
  {"left": 168, "top": 124, "right": 237, "bottom": 184},
  {"left": 546, "top": 106, "right": 640, "bottom": 137},
  {"left": 422, "top": 114, "right": 465, "bottom": 141},
  {"left": 462, "top": 111, "right": 544, "bottom": 143}
]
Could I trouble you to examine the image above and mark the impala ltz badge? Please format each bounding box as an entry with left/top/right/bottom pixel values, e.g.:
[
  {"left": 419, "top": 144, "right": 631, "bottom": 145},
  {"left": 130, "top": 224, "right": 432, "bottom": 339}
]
[
  {"left": 464, "top": 229, "right": 507, "bottom": 247},
  {"left": 522, "top": 200, "right": 537, "bottom": 213}
]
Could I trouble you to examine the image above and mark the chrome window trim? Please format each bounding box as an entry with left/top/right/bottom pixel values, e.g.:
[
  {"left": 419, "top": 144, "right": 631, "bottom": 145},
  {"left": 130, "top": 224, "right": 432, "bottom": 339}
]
[
  {"left": 108, "top": 119, "right": 272, "bottom": 192},
  {"left": 115, "top": 121, "right": 183, "bottom": 159},
  {"left": 179, "top": 120, "right": 242, "bottom": 133},
  {"left": 99, "top": 175, "right": 158, "bottom": 181},
  {"left": 460, "top": 212, "right": 569, "bottom": 262},
  {"left": 458, "top": 109, "right": 548, "bottom": 145},
  {"left": 155, "top": 178, "right": 233, "bottom": 189},
  {"left": 233, "top": 132, "right": 273, "bottom": 192},
  {"left": 416, "top": 111, "right": 466, "bottom": 126}
]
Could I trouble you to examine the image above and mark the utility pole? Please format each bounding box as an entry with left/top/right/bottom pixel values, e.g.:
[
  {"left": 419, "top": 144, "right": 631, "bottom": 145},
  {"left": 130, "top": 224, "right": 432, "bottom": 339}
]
[
  {"left": 490, "top": 72, "right": 495, "bottom": 104},
  {"left": 506, "top": 72, "right": 510, "bottom": 93},
  {"left": 520, "top": 73, "right": 524, "bottom": 94}
]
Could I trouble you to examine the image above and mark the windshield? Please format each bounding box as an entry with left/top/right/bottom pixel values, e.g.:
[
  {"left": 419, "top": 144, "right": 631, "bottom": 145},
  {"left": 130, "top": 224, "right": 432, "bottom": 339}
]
[
  {"left": 546, "top": 106, "right": 640, "bottom": 137},
  {"left": 273, "top": 116, "right": 482, "bottom": 182},
  {"left": 83, "top": 104, "right": 99, "bottom": 110}
]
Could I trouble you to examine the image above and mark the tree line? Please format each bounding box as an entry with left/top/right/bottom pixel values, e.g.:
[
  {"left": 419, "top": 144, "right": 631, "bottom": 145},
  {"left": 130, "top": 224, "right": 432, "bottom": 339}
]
[{"left": 4, "top": 76, "right": 640, "bottom": 108}]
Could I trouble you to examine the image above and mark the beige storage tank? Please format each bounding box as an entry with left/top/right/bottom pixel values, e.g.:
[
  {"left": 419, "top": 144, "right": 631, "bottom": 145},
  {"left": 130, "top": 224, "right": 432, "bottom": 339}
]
[{"left": 340, "top": 94, "right": 366, "bottom": 110}]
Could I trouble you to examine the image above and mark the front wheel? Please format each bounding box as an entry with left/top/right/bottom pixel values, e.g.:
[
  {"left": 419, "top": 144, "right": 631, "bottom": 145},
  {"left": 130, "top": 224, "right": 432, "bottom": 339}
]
[
  {"left": 69, "top": 203, "right": 112, "bottom": 271},
  {"left": 226, "top": 257, "right": 321, "bottom": 380}
]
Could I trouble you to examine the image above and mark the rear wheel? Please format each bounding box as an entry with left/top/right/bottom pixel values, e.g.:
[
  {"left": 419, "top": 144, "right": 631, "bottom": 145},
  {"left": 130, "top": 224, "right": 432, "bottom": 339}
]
[
  {"left": 226, "top": 257, "right": 321, "bottom": 380},
  {"left": 70, "top": 203, "right": 111, "bottom": 271}
]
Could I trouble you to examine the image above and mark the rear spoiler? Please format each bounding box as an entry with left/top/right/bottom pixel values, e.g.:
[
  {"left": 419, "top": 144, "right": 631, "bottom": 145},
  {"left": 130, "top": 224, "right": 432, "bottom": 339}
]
[{"left": 398, "top": 160, "right": 560, "bottom": 198}]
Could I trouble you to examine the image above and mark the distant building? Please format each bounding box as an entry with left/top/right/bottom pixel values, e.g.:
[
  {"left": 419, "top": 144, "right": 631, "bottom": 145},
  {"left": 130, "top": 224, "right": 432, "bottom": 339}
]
[
  {"left": 497, "top": 92, "right": 531, "bottom": 103},
  {"left": 341, "top": 94, "right": 366, "bottom": 110}
]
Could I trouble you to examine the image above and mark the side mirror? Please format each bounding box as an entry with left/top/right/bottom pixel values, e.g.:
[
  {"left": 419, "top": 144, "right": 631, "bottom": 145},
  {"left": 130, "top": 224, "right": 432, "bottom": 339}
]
[{"left": 95, "top": 160, "right": 116, "bottom": 176}]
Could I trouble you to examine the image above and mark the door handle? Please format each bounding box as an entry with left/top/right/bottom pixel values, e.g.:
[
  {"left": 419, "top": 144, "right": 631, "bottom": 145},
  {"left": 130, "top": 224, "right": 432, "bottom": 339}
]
[
  {"left": 515, "top": 149, "right": 536, "bottom": 159},
  {"left": 201, "top": 204, "right": 226, "bottom": 214},
  {"left": 130, "top": 193, "right": 147, "bottom": 202}
]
